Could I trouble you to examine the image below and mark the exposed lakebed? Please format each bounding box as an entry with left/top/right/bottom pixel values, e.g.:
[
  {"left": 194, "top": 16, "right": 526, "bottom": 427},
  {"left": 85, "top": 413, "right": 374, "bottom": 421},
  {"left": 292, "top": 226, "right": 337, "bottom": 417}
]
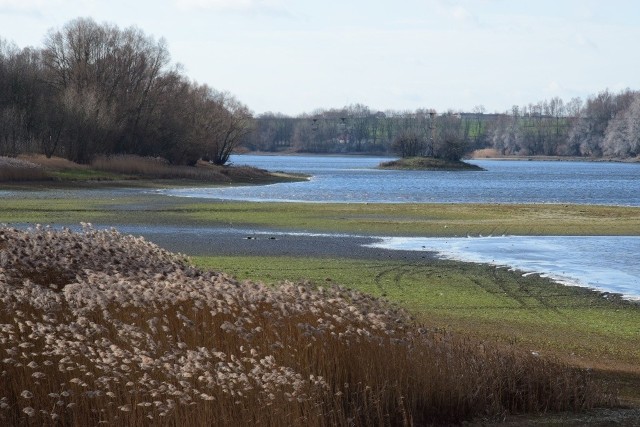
[{"left": 155, "top": 155, "right": 640, "bottom": 299}]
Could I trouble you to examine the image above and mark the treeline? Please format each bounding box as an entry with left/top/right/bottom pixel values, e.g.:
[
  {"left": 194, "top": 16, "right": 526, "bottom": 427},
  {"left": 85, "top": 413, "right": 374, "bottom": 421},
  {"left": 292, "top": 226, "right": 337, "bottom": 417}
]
[
  {"left": 245, "top": 89, "right": 640, "bottom": 159},
  {"left": 2, "top": 18, "right": 638, "bottom": 165},
  {"left": 243, "top": 105, "right": 486, "bottom": 160},
  {"left": 0, "top": 18, "right": 251, "bottom": 165},
  {"left": 489, "top": 89, "right": 640, "bottom": 157}
]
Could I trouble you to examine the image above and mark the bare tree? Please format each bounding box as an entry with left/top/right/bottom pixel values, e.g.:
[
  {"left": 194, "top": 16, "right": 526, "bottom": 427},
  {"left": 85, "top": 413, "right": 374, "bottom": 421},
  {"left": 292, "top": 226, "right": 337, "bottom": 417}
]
[
  {"left": 199, "top": 89, "right": 253, "bottom": 165},
  {"left": 433, "top": 112, "right": 467, "bottom": 161},
  {"left": 392, "top": 131, "right": 424, "bottom": 157}
]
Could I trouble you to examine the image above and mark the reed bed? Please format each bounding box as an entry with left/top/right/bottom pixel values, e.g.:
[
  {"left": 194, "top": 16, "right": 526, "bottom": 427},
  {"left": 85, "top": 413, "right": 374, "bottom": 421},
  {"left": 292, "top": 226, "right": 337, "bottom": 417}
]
[
  {"left": 0, "top": 225, "right": 614, "bottom": 425},
  {"left": 0, "top": 157, "right": 49, "bottom": 182},
  {"left": 91, "top": 155, "right": 274, "bottom": 182},
  {"left": 18, "top": 155, "right": 86, "bottom": 171}
]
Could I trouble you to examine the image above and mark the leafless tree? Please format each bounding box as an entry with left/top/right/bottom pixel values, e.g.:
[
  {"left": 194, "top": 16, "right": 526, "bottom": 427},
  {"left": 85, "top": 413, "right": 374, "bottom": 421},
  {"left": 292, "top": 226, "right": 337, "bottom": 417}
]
[
  {"left": 392, "top": 131, "right": 424, "bottom": 157},
  {"left": 603, "top": 93, "right": 640, "bottom": 157}
]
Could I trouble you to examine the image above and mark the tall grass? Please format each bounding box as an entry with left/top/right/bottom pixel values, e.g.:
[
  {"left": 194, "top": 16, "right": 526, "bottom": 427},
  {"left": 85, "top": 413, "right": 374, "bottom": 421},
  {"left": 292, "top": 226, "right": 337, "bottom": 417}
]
[
  {"left": 0, "top": 225, "right": 615, "bottom": 425},
  {"left": 0, "top": 157, "right": 49, "bottom": 181},
  {"left": 91, "top": 155, "right": 278, "bottom": 182},
  {"left": 1, "top": 154, "right": 285, "bottom": 183},
  {"left": 91, "top": 155, "right": 213, "bottom": 180}
]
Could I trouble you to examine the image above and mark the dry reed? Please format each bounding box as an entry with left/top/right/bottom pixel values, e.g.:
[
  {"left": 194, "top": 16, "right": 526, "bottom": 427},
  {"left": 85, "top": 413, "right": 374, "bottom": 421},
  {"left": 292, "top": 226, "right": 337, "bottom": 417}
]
[
  {"left": 91, "top": 155, "right": 249, "bottom": 181},
  {"left": 18, "top": 155, "right": 86, "bottom": 171},
  {"left": 0, "top": 157, "right": 49, "bottom": 182},
  {"left": 0, "top": 225, "right": 615, "bottom": 425}
]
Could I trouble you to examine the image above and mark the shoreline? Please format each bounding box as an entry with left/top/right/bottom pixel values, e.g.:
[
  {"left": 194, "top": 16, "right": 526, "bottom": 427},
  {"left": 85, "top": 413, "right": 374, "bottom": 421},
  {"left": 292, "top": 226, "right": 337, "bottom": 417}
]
[
  {"left": 7, "top": 220, "right": 639, "bottom": 302},
  {"left": 468, "top": 154, "right": 640, "bottom": 163}
]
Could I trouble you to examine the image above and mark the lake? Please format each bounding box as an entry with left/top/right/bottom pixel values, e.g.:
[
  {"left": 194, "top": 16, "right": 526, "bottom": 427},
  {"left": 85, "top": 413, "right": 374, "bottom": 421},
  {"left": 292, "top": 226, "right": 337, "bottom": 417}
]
[
  {"left": 156, "top": 154, "right": 640, "bottom": 300},
  {"left": 157, "top": 154, "right": 640, "bottom": 206}
]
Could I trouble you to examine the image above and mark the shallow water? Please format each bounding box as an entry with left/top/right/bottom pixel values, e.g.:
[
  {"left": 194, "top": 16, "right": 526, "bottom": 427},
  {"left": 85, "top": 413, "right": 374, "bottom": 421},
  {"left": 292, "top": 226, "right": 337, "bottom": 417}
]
[{"left": 367, "top": 235, "right": 640, "bottom": 300}]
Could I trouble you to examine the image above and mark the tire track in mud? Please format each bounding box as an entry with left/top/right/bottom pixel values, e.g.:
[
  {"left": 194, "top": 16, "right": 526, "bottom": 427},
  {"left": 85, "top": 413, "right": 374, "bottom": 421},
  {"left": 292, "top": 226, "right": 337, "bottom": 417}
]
[{"left": 373, "top": 262, "right": 569, "bottom": 312}]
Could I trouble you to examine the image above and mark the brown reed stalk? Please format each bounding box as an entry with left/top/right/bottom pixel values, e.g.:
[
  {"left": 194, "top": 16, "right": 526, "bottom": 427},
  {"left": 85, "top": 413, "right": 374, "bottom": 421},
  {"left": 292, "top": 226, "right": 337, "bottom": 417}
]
[{"left": 0, "top": 225, "right": 616, "bottom": 426}]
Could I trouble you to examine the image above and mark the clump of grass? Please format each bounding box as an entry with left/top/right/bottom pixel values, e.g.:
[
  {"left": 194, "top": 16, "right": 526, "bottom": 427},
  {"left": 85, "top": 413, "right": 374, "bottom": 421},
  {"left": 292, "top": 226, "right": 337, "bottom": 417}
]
[
  {"left": 0, "top": 157, "right": 49, "bottom": 182},
  {"left": 0, "top": 226, "right": 615, "bottom": 425}
]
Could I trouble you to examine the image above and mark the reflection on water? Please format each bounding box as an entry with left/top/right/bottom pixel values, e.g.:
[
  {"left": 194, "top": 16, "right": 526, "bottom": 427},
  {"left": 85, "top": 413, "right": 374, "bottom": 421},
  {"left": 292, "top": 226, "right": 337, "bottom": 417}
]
[{"left": 367, "top": 235, "right": 640, "bottom": 300}]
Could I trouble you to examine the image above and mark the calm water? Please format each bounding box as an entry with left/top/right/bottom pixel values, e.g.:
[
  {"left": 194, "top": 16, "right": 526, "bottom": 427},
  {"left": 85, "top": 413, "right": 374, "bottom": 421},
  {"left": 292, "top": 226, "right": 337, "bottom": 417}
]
[{"left": 158, "top": 155, "right": 640, "bottom": 205}]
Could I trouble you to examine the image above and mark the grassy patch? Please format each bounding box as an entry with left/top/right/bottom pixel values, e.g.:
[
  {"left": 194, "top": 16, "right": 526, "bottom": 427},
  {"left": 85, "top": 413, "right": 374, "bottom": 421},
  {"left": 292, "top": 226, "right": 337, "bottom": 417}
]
[
  {"left": 0, "top": 198, "right": 120, "bottom": 224},
  {"left": 1, "top": 197, "right": 639, "bottom": 236},
  {"left": 183, "top": 202, "right": 640, "bottom": 236},
  {"left": 193, "top": 255, "right": 640, "bottom": 375},
  {"left": 48, "top": 168, "right": 126, "bottom": 181}
]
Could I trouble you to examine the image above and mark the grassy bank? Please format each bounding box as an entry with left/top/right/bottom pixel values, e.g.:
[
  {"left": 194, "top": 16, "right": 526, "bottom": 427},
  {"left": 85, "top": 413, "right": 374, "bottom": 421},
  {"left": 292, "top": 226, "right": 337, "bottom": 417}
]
[
  {"left": 0, "top": 154, "right": 306, "bottom": 185},
  {"left": 1, "top": 196, "right": 639, "bottom": 237},
  {"left": 2, "top": 192, "right": 639, "bottom": 421}
]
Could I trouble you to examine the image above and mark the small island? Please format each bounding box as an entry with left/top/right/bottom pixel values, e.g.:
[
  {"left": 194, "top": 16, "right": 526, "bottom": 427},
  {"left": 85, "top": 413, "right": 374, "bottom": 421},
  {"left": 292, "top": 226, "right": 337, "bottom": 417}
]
[{"left": 378, "top": 156, "right": 485, "bottom": 171}]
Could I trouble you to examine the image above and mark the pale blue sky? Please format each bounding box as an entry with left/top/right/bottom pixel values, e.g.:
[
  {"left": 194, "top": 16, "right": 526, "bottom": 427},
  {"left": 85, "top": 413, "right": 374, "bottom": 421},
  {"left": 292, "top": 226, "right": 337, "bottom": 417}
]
[{"left": 1, "top": 0, "right": 639, "bottom": 115}]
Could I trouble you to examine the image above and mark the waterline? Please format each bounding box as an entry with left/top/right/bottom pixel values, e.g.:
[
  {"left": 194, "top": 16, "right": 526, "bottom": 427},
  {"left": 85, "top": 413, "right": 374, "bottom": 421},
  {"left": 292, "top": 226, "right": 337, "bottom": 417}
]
[{"left": 367, "top": 235, "right": 640, "bottom": 300}]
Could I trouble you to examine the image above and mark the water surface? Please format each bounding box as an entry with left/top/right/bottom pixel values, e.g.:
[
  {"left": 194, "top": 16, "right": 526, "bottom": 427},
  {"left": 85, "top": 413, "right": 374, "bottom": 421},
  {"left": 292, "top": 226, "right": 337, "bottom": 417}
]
[{"left": 158, "top": 155, "right": 640, "bottom": 205}]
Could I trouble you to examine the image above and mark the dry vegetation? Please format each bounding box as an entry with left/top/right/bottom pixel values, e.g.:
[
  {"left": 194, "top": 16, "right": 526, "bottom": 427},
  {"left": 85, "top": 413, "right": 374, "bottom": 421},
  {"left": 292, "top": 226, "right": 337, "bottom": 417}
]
[
  {"left": 0, "top": 226, "right": 615, "bottom": 425},
  {"left": 91, "top": 155, "right": 269, "bottom": 182},
  {"left": 0, "top": 154, "right": 294, "bottom": 184},
  {"left": 0, "top": 157, "right": 49, "bottom": 182}
]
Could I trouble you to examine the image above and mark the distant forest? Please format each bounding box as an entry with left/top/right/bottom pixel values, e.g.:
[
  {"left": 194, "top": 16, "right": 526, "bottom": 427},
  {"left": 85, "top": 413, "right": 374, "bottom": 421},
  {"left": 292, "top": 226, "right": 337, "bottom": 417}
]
[
  {"left": 247, "top": 89, "right": 640, "bottom": 159},
  {"left": 1, "top": 17, "right": 639, "bottom": 166}
]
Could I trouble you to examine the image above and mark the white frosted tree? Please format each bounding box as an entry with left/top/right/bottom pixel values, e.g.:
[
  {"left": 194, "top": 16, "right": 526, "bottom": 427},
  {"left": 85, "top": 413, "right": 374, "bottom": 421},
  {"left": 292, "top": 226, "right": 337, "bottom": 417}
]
[{"left": 603, "top": 93, "right": 640, "bottom": 158}]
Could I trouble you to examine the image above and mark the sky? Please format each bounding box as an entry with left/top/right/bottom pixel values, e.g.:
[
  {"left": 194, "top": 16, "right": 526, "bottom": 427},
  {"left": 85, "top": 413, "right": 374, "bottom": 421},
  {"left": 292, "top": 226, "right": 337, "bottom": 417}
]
[{"left": 1, "top": 0, "right": 640, "bottom": 116}]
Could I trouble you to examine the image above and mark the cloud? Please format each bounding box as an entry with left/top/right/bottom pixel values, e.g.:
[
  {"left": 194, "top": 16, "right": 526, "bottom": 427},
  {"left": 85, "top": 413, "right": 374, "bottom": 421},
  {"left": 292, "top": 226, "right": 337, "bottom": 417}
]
[
  {"left": 0, "top": 0, "right": 44, "bottom": 6},
  {"left": 451, "top": 5, "right": 472, "bottom": 22},
  {"left": 173, "top": 0, "right": 288, "bottom": 14},
  {"left": 574, "top": 33, "right": 598, "bottom": 50},
  {"left": 0, "top": 0, "right": 47, "bottom": 12},
  {"left": 0, "top": 0, "right": 92, "bottom": 15}
]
